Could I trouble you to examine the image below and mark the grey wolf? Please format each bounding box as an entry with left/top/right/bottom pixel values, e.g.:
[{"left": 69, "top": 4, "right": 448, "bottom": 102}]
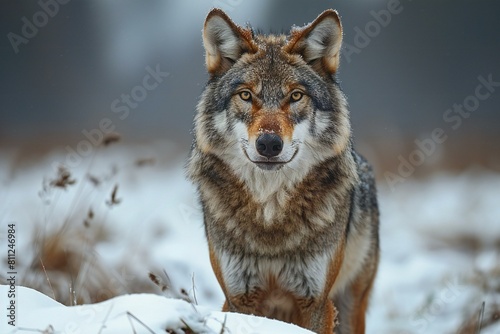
[{"left": 188, "top": 8, "right": 379, "bottom": 334}]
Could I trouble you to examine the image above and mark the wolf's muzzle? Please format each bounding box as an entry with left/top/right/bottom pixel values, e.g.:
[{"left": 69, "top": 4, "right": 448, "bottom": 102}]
[{"left": 256, "top": 133, "right": 283, "bottom": 158}]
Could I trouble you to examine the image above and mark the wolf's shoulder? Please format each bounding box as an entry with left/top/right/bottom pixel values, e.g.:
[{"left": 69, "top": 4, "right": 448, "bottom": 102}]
[
  {"left": 351, "top": 150, "right": 379, "bottom": 215},
  {"left": 352, "top": 151, "right": 374, "bottom": 180}
]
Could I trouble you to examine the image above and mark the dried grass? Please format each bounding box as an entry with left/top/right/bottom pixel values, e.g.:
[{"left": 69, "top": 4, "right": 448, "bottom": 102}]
[{"left": 14, "top": 138, "right": 167, "bottom": 306}]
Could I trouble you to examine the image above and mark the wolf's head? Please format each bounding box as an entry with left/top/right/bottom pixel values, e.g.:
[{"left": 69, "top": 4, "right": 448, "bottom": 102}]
[{"left": 193, "top": 9, "right": 351, "bottom": 186}]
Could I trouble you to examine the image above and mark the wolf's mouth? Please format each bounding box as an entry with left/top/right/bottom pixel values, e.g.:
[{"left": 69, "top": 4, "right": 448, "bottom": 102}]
[
  {"left": 254, "top": 161, "right": 287, "bottom": 171},
  {"left": 243, "top": 148, "right": 298, "bottom": 171}
]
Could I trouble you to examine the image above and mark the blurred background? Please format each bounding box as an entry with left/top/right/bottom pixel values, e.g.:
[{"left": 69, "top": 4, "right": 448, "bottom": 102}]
[
  {"left": 1, "top": 0, "right": 499, "bottom": 175},
  {"left": 1, "top": 1, "right": 499, "bottom": 333}
]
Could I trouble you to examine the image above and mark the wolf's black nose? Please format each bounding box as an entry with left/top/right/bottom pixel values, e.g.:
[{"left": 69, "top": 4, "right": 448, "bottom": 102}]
[{"left": 256, "top": 133, "right": 283, "bottom": 158}]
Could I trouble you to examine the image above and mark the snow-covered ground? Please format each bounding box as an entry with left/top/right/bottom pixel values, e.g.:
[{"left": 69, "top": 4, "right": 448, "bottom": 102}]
[
  {"left": 0, "top": 285, "right": 313, "bottom": 333},
  {"left": 0, "top": 142, "right": 499, "bottom": 333}
]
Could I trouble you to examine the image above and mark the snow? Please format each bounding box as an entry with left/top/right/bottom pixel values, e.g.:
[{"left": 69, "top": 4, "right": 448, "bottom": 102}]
[
  {"left": 0, "top": 285, "right": 312, "bottom": 333},
  {"left": 0, "top": 142, "right": 499, "bottom": 333}
]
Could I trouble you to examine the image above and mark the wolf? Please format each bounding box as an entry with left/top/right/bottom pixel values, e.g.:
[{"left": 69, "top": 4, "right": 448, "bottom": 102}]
[{"left": 187, "top": 8, "right": 379, "bottom": 334}]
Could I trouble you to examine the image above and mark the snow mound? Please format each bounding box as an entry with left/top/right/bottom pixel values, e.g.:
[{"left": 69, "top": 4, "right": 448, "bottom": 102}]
[{"left": 0, "top": 285, "right": 313, "bottom": 334}]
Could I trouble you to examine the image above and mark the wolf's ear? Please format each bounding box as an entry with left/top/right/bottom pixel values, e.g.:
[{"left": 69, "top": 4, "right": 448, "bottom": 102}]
[
  {"left": 285, "top": 10, "right": 343, "bottom": 75},
  {"left": 203, "top": 9, "right": 257, "bottom": 75}
]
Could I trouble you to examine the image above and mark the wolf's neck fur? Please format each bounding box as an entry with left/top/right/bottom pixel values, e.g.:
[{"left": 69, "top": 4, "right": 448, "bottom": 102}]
[
  {"left": 231, "top": 161, "right": 309, "bottom": 201},
  {"left": 216, "top": 148, "right": 355, "bottom": 225},
  {"left": 217, "top": 149, "right": 308, "bottom": 222},
  {"left": 234, "top": 164, "right": 307, "bottom": 224},
  {"left": 189, "top": 148, "right": 357, "bottom": 254}
]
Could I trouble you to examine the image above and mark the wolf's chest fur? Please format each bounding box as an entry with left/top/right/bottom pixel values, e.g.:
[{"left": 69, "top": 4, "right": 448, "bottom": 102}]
[
  {"left": 197, "top": 153, "right": 353, "bottom": 255},
  {"left": 193, "top": 152, "right": 357, "bottom": 303},
  {"left": 217, "top": 248, "right": 333, "bottom": 299}
]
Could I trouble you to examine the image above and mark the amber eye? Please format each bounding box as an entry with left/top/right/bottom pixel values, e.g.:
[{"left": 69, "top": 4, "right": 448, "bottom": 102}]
[
  {"left": 239, "top": 91, "right": 252, "bottom": 101},
  {"left": 290, "top": 91, "right": 304, "bottom": 102}
]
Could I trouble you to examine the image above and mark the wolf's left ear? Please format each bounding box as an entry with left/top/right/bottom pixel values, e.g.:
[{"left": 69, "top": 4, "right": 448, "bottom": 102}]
[
  {"left": 285, "top": 10, "right": 343, "bottom": 75},
  {"left": 203, "top": 9, "right": 257, "bottom": 75}
]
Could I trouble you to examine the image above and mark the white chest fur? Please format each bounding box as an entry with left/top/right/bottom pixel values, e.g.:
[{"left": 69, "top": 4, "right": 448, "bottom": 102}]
[{"left": 218, "top": 250, "right": 332, "bottom": 298}]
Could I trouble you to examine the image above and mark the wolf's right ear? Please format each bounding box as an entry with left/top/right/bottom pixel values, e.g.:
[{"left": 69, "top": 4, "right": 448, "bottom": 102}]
[{"left": 203, "top": 9, "right": 257, "bottom": 75}]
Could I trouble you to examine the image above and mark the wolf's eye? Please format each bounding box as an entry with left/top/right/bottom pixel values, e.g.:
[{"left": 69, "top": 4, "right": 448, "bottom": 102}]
[
  {"left": 290, "top": 91, "right": 304, "bottom": 102},
  {"left": 239, "top": 91, "right": 252, "bottom": 102}
]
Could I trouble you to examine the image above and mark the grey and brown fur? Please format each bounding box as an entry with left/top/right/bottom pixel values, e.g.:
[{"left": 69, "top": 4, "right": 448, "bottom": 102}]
[{"left": 187, "top": 8, "right": 379, "bottom": 334}]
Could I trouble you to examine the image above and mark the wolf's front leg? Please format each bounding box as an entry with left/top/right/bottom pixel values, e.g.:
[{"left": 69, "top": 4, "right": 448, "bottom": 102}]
[{"left": 225, "top": 293, "right": 338, "bottom": 334}]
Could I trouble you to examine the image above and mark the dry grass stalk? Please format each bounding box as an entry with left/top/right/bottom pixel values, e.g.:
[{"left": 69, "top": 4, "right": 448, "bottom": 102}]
[
  {"left": 50, "top": 166, "right": 76, "bottom": 189},
  {"left": 106, "top": 184, "right": 121, "bottom": 207},
  {"left": 101, "top": 133, "right": 121, "bottom": 146}
]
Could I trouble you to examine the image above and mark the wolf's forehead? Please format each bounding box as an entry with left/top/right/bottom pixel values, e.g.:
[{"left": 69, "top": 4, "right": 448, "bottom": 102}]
[
  {"left": 241, "top": 40, "right": 299, "bottom": 94},
  {"left": 254, "top": 34, "right": 288, "bottom": 46},
  {"left": 255, "top": 36, "right": 294, "bottom": 70}
]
